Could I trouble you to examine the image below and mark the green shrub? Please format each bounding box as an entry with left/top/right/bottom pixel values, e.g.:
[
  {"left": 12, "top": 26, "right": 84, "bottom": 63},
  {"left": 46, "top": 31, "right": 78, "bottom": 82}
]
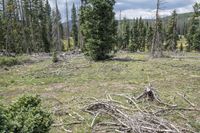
[
  {"left": 0, "top": 56, "right": 30, "bottom": 67},
  {"left": 0, "top": 57, "right": 20, "bottom": 67},
  {"left": 0, "top": 95, "right": 52, "bottom": 133},
  {"left": 0, "top": 105, "right": 9, "bottom": 133}
]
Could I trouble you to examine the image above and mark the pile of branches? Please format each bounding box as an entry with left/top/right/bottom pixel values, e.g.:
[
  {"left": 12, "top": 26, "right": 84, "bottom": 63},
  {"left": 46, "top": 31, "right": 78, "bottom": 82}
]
[{"left": 84, "top": 84, "right": 200, "bottom": 133}]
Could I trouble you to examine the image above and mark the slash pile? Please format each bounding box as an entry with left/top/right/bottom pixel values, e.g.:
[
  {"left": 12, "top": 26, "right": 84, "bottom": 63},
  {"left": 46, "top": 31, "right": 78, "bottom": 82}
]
[{"left": 84, "top": 84, "right": 200, "bottom": 133}]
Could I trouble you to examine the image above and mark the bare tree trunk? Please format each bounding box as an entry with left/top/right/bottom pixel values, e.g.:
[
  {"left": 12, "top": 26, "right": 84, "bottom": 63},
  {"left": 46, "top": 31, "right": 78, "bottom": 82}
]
[
  {"left": 151, "top": 0, "right": 163, "bottom": 58},
  {"left": 172, "top": 15, "right": 177, "bottom": 52},
  {"left": 52, "top": 0, "right": 62, "bottom": 52},
  {"left": 66, "top": 0, "right": 70, "bottom": 50},
  {"left": 5, "top": 3, "right": 13, "bottom": 55},
  {"left": 28, "top": 0, "right": 34, "bottom": 54},
  {"left": 119, "top": 10, "right": 122, "bottom": 49},
  {"left": 77, "top": 4, "right": 81, "bottom": 48},
  {"left": 55, "top": 0, "right": 61, "bottom": 51},
  {"left": 79, "top": 0, "right": 87, "bottom": 50},
  {"left": 0, "top": 0, "right": 5, "bottom": 19},
  {"left": 19, "top": 0, "right": 29, "bottom": 53}
]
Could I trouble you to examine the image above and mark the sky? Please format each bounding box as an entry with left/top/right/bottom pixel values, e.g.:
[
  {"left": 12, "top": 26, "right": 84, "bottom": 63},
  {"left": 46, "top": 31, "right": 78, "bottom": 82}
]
[{"left": 49, "top": 0, "right": 199, "bottom": 21}]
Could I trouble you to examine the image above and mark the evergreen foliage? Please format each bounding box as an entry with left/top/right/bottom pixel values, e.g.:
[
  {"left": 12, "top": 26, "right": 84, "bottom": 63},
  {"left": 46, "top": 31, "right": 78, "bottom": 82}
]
[
  {"left": 80, "top": 0, "right": 117, "bottom": 60},
  {"left": 166, "top": 10, "right": 178, "bottom": 51},
  {"left": 138, "top": 17, "right": 146, "bottom": 52},
  {"left": 0, "top": 0, "right": 57, "bottom": 54},
  {"left": 122, "top": 18, "right": 130, "bottom": 49},
  {"left": 52, "top": 0, "right": 63, "bottom": 52},
  {"left": 71, "top": 3, "right": 78, "bottom": 48},
  {"left": 146, "top": 26, "right": 154, "bottom": 51},
  {"left": 0, "top": 105, "right": 9, "bottom": 132},
  {"left": 187, "top": 2, "right": 200, "bottom": 51},
  {"left": 66, "top": 0, "right": 71, "bottom": 49},
  {"left": 0, "top": 0, "right": 200, "bottom": 56},
  {"left": 129, "top": 19, "right": 139, "bottom": 52},
  {"left": 0, "top": 95, "right": 52, "bottom": 133}
]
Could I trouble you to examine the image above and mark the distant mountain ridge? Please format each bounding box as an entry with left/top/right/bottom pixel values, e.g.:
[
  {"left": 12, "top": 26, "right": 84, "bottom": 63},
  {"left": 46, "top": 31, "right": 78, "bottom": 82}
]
[
  {"left": 62, "top": 12, "right": 194, "bottom": 35},
  {"left": 162, "top": 12, "right": 193, "bottom": 25}
]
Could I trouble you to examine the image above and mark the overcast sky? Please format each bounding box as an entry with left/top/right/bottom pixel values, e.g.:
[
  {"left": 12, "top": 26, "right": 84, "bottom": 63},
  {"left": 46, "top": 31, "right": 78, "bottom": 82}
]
[{"left": 49, "top": 0, "right": 199, "bottom": 21}]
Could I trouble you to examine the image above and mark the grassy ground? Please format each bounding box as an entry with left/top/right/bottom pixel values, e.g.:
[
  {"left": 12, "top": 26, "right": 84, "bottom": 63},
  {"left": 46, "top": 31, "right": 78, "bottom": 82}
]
[
  {"left": 0, "top": 52, "right": 200, "bottom": 132},
  {"left": 0, "top": 55, "right": 31, "bottom": 67}
]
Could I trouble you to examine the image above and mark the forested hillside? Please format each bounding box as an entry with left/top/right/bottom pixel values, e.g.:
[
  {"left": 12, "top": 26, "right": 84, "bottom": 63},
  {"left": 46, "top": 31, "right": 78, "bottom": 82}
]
[
  {"left": 0, "top": 0, "right": 55, "bottom": 54},
  {"left": 163, "top": 12, "right": 192, "bottom": 35}
]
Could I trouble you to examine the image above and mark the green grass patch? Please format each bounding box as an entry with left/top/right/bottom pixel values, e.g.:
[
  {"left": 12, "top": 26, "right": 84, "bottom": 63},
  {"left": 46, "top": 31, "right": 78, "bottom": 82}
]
[{"left": 0, "top": 56, "right": 31, "bottom": 67}]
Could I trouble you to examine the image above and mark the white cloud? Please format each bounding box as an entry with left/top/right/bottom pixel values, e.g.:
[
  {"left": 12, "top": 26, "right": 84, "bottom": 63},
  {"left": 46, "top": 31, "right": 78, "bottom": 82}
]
[
  {"left": 49, "top": 0, "right": 80, "bottom": 22},
  {"left": 49, "top": 0, "right": 197, "bottom": 21},
  {"left": 115, "top": 4, "right": 194, "bottom": 19}
]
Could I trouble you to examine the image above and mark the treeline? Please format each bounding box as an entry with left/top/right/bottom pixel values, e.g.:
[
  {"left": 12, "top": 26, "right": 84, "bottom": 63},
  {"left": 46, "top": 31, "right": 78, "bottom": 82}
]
[
  {"left": 0, "top": 0, "right": 79, "bottom": 54},
  {"left": 0, "top": 0, "right": 54, "bottom": 54},
  {"left": 0, "top": 0, "right": 200, "bottom": 59},
  {"left": 117, "top": 17, "right": 153, "bottom": 52},
  {"left": 116, "top": 7, "right": 199, "bottom": 53},
  {"left": 163, "top": 12, "right": 191, "bottom": 36}
]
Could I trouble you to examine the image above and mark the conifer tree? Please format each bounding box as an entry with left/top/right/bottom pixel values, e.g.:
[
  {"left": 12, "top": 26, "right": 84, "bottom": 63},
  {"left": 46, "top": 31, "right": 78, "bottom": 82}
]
[
  {"left": 138, "top": 17, "right": 146, "bottom": 51},
  {"left": 121, "top": 18, "right": 130, "bottom": 49},
  {"left": 79, "top": 0, "right": 87, "bottom": 50},
  {"left": 0, "top": 0, "right": 56, "bottom": 54},
  {"left": 52, "top": 0, "right": 62, "bottom": 52},
  {"left": 80, "top": 0, "right": 116, "bottom": 60},
  {"left": 31, "top": 0, "right": 43, "bottom": 52},
  {"left": 146, "top": 26, "right": 154, "bottom": 51},
  {"left": 71, "top": 3, "right": 78, "bottom": 48},
  {"left": 193, "top": 28, "right": 200, "bottom": 51},
  {"left": 5, "top": 0, "right": 16, "bottom": 54},
  {"left": 129, "top": 19, "right": 139, "bottom": 52},
  {"left": 39, "top": 0, "right": 47, "bottom": 52},
  {"left": 166, "top": 10, "right": 178, "bottom": 51},
  {"left": 66, "top": 0, "right": 71, "bottom": 49},
  {"left": 0, "top": 0, "right": 5, "bottom": 50},
  {"left": 117, "top": 10, "right": 122, "bottom": 49},
  {"left": 187, "top": 2, "right": 200, "bottom": 51},
  {"left": 44, "top": 0, "right": 52, "bottom": 52}
]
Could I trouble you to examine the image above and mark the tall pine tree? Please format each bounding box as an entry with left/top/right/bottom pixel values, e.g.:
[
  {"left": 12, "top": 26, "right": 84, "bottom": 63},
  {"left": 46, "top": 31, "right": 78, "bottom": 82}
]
[
  {"left": 71, "top": 3, "right": 78, "bottom": 48},
  {"left": 187, "top": 2, "right": 200, "bottom": 51},
  {"left": 146, "top": 26, "right": 153, "bottom": 51},
  {"left": 166, "top": 10, "right": 178, "bottom": 52},
  {"left": 80, "top": 0, "right": 116, "bottom": 60},
  {"left": 129, "top": 19, "right": 139, "bottom": 52},
  {"left": 52, "top": 0, "right": 62, "bottom": 52},
  {"left": 66, "top": 0, "right": 71, "bottom": 49},
  {"left": 44, "top": 0, "right": 52, "bottom": 52}
]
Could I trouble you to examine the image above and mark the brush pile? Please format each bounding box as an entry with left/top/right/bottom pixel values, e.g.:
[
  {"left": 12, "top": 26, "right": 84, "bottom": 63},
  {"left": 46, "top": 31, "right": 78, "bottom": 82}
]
[{"left": 84, "top": 84, "right": 200, "bottom": 133}]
